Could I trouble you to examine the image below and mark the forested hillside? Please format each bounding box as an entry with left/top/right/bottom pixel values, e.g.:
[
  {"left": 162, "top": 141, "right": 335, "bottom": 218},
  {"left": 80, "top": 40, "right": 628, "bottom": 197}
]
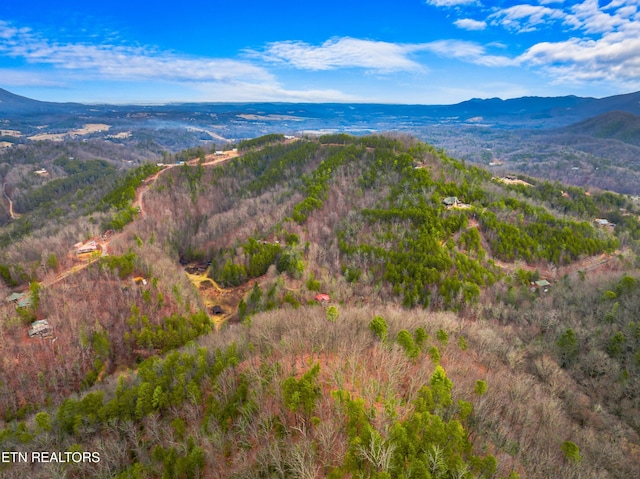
[{"left": 1, "top": 134, "right": 640, "bottom": 478}]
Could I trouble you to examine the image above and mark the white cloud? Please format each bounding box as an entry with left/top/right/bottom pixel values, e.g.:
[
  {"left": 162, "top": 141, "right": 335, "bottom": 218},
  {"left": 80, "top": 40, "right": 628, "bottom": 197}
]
[
  {"left": 570, "top": 0, "right": 629, "bottom": 33},
  {"left": 426, "top": 0, "right": 477, "bottom": 6},
  {"left": 0, "top": 23, "right": 19, "bottom": 39},
  {"left": 518, "top": 23, "right": 640, "bottom": 86},
  {"left": 488, "top": 0, "right": 639, "bottom": 34},
  {"left": 259, "top": 37, "right": 426, "bottom": 72},
  {"left": 489, "top": 5, "right": 568, "bottom": 32},
  {"left": 478, "top": 2, "right": 640, "bottom": 90},
  {"left": 0, "top": 21, "right": 370, "bottom": 103},
  {"left": 421, "top": 40, "right": 515, "bottom": 66},
  {"left": 0, "top": 21, "right": 273, "bottom": 85},
  {"left": 615, "top": 5, "right": 638, "bottom": 16},
  {"left": 260, "top": 37, "right": 514, "bottom": 72},
  {"left": 193, "top": 81, "right": 361, "bottom": 103},
  {"left": 454, "top": 18, "right": 487, "bottom": 30},
  {"left": 601, "top": 0, "right": 640, "bottom": 11}
]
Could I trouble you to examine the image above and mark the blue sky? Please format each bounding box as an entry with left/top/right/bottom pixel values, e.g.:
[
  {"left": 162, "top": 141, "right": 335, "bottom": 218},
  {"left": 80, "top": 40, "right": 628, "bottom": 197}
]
[{"left": 1, "top": 0, "right": 639, "bottom": 104}]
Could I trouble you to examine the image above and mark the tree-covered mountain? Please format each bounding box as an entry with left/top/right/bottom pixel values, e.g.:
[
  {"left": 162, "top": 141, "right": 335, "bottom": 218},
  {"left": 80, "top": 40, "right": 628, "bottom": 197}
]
[
  {"left": 1, "top": 134, "right": 640, "bottom": 478},
  {"left": 555, "top": 110, "right": 640, "bottom": 146}
]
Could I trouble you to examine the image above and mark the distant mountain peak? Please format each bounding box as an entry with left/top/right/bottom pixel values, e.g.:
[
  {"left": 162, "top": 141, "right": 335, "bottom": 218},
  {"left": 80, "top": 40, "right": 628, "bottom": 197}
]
[
  {"left": 0, "top": 88, "right": 90, "bottom": 116},
  {"left": 0, "top": 87, "right": 55, "bottom": 113}
]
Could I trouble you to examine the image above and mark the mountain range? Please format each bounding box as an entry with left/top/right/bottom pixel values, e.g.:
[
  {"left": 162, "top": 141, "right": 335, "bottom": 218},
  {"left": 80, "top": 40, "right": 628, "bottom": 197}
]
[
  {"left": 3, "top": 87, "right": 640, "bottom": 195},
  {"left": 3, "top": 87, "right": 640, "bottom": 126}
]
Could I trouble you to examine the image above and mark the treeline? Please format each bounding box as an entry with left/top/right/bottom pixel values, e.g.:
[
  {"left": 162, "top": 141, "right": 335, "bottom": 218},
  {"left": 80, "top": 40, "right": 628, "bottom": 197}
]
[
  {"left": 99, "top": 162, "right": 159, "bottom": 231},
  {"left": 0, "top": 160, "right": 158, "bottom": 247},
  {"left": 342, "top": 192, "right": 496, "bottom": 309},
  {"left": 126, "top": 310, "right": 212, "bottom": 354},
  {"left": 246, "top": 141, "right": 320, "bottom": 194},
  {"left": 292, "top": 144, "right": 362, "bottom": 223},
  {"left": 100, "top": 163, "right": 158, "bottom": 210},
  {"left": 500, "top": 175, "right": 634, "bottom": 218},
  {"left": 173, "top": 145, "right": 207, "bottom": 163},
  {"left": 224, "top": 140, "right": 319, "bottom": 195},
  {"left": 479, "top": 206, "right": 617, "bottom": 265},
  {"left": 0, "top": 140, "right": 157, "bottom": 168},
  {"left": 318, "top": 132, "right": 407, "bottom": 151},
  {"left": 0, "top": 262, "right": 28, "bottom": 287},
  {"left": 211, "top": 234, "right": 303, "bottom": 287},
  {"left": 16, "top": 158, "right": 116, "bottom": 212},
  {"left": 238, "top": 133, "right": 284, "bottom": 151}
]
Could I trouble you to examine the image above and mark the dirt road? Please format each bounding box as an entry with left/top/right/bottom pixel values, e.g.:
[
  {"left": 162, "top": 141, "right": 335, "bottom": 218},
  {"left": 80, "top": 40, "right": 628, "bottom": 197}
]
[
  {"left": 133, "top": 150, "right": 239, "bottom": 216},
  {"left": 2, "top": 182, "right": 20, "bottom": 219},
  {"left": 37, "top": 150, "right": 241, "bottom": 290}
]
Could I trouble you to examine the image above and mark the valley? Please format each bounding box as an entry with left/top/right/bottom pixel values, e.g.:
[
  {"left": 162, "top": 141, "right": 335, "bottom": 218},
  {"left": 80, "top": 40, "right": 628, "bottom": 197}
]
[{"left": 4, "top": 87, "right": 640, "bottom": 197}]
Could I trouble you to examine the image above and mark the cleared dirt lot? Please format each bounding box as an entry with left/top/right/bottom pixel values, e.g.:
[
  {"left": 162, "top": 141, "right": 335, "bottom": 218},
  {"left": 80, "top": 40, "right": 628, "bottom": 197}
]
[{"left": 28, "top": 123, "right": 111, "bottom": 141}]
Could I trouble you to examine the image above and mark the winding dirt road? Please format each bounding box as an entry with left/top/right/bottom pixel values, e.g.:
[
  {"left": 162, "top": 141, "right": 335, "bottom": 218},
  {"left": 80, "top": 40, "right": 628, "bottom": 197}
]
[
  {"left": 133, "top": 150, "right": 239, "bottom": 215},
  {"left": 40, "top": 150, "right": 240, "bottom": 289},
  {"left": 2, "top": 182, "right": 20, "bottom": 219}
]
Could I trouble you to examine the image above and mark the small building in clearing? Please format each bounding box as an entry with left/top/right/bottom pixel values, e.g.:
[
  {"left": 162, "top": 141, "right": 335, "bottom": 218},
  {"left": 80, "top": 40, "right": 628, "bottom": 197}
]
[
  {"left": 6, "top": 292, "right": 33, "bottom": 307},
  {"left": 75, "top": 240, "right": 98, "bottom": 255},
  {"left": 594, "top": 218, "right": 615, "bottom": 228},
  {"left": 6, "top": 292, "right": 25, "bottom": 303},
  {"left": 28, "top": 319, "right": 52, "bottom": 338},
  {"left": 532, "top": 279, "right": 551, "bottom": 293},
  {"left": 314, "top": 293, "right": 331, "bottom": 303},
  {"left": 17, "top": 295, "right": 33, "bottom": 308},
  {"left": 443, "top": 197, "right": 459, "bottom": 207}
]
